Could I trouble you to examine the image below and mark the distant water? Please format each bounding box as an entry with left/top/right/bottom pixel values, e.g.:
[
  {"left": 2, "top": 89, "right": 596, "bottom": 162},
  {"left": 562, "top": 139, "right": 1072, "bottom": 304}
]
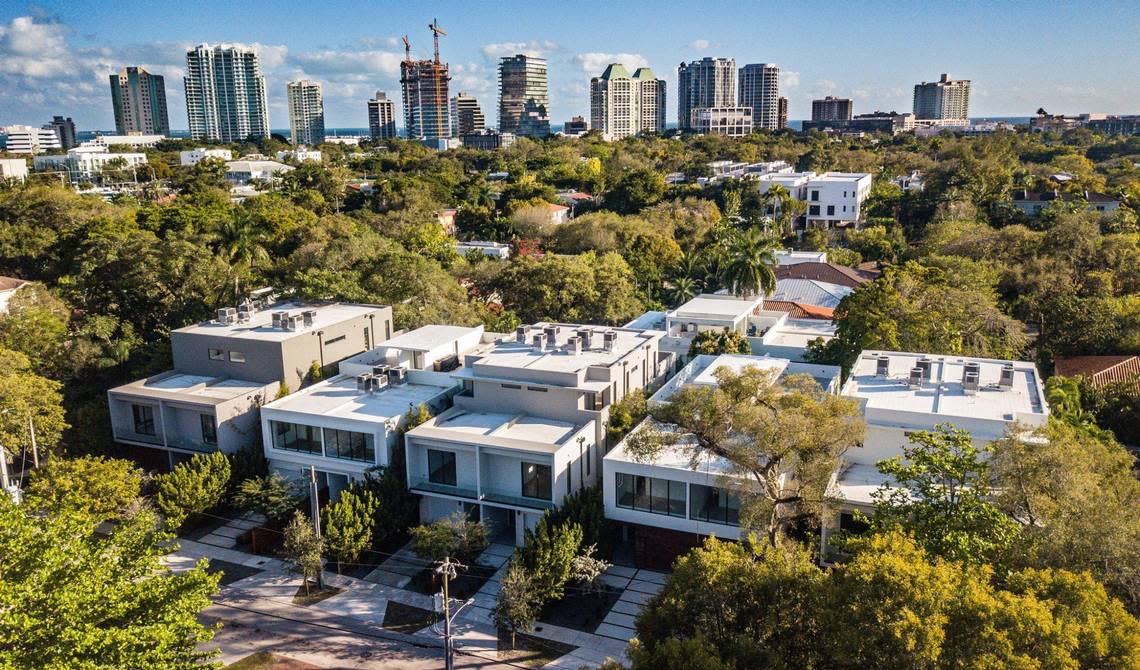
[{"left": 59, "top": 117, "right": 1033, "bottom": 144}]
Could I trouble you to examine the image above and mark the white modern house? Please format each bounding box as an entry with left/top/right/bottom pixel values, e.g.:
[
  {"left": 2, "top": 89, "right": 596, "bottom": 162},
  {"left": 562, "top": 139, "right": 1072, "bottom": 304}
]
[
  {"left": 33, "top": 143, "right": 148, "bottom": 184},
  {"left": 603, "top": 353, "right": 842, "bottom": 568},
  {"left": 225, "top": 159, "right": 294, "bottom": 184},
  {"left": 0, "top": 158, "right": 28, "bottom": 183},
  {"left": 180, "top": 148, "right": 234, "bottom": 166},
  {"left": 455, "top": 241, "right": 512, "bottom": 259},
  {"left": 404, "top": 322, "right": 675, "bottom": 544},
  {"left": 92, "top": 134, "right": 166, "bottom": 149},
  {"left": 276, "top": 148, "right": 323, "bottom": 163},
  {"left": 773, "top": 250, "right": 827, "bottom": 265},
  {"left": 820, "top": 350, "right": 1050, "bottom": 555},
  {"left": 757, "top": 171, "right": 873, "bottom": 229},
  {"left": 109, "top": 301, "right": 393, "bottom": 469}
]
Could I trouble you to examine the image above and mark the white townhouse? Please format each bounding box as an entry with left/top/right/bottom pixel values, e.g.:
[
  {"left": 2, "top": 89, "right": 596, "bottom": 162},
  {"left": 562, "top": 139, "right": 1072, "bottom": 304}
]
[
  {"left": 603, "top": 353, "right": 842, "bottom": 568},
  {"left": 259, "top": 325, "right": 488, "bottom": 501},
  {"left": 757, "top": 171, "right": 873, "bottom": 229},
  {"left": 180, "top": 148, "right": 234, "bottom": 166},
  {"left": 404, "top": 323, "right": 675, "bottom": 545},
  {"left": 821, "top": 350, "right": 1050, "bottom": 555}
]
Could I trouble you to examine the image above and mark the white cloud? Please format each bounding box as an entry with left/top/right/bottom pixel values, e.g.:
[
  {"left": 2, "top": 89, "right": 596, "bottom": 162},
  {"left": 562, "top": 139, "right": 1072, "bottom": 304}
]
[
  {"left": 689, "top": 39, "right": 710, "bottom": 50},
  {"left": 290, "top": 49, "right": 402, "bottom": 77},
  {"left": 573, "top": 52, "right": 650, "bottom": 75},
  {"left": 481, "top": 40, "right": 558, "bottom": 59},
  {"left": 782, "top": 70, "right": 800, "bottom": 88},
  {"left": 0, "top": 16, "right": 74, "bottom": 78}
]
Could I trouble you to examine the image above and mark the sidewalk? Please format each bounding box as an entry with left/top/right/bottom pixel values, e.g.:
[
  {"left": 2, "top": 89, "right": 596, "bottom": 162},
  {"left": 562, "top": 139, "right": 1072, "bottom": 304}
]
[{"left": 166, "top": 536, "right": 655, "bottom": 668}]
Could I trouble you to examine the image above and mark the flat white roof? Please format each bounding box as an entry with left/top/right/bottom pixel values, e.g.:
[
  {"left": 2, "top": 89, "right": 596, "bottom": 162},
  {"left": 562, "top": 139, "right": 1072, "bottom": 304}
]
[
  {"left": 605, "top": 418, "right": 737, "bottom": 477},
  {"left": 264, "top": 375, "right": 451, "bottom": 422},
  {"left": 174, "top": 301, "right": 384, "bottom": 341},
  {"left": 831, "top": 462, "right": 896, "bottom": 506},
  {"left": 467, "top": 323, "right": 660, "bottom": 376},
  {"left": 670, "top": 294, "right": 762, "bottom": 321},
  {"left": 761, "top": 318, "right": 837, "bottom": 348},
  {"left": 690, "top": 354, "right": 788, "bottom": 387},
  {"left": 410, "top": 407, "right": 586, "bottom": 453},
  {"left": 623, "top": 310, "right": 667, "bottom": 331},
  {"left": 380, "top": 325, "right": 481, "bottom": 353},
  {"left": 842, "top": 351, "right": 1048, "bottom": 426},
  {"left": 111, "top": 371, "right": 270, "bottom": 404}
]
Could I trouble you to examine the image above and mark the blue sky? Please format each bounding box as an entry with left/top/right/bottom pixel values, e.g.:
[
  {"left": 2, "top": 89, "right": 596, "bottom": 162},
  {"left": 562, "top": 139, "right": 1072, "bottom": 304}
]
[{"left": 1, "top": 0, "right": 1137, "bottom": 131}]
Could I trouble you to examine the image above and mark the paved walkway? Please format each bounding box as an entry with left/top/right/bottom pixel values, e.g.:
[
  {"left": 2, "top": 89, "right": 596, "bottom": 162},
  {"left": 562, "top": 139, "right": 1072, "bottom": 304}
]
[
  {"left": 166, "top": 536, "right": 666, "bottom": 668},
  {"left": 194, "top": 513, "right": 265, "bottom": 550}
]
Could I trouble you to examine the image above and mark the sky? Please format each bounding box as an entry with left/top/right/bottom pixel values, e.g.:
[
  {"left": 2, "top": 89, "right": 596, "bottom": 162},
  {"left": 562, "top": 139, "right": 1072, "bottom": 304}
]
[{"left": 1, "top": 0, "right": 1138, "bottom": 132}]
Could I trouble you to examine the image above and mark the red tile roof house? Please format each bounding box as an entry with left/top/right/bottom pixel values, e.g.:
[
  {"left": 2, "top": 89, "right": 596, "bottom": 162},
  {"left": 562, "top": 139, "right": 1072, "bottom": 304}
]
[
  {"left": 773, "top": 261, "right": 879, "bottom": 288},
  {"left": 1054, "top": 355, "right": 1140, "bottom": 390}
]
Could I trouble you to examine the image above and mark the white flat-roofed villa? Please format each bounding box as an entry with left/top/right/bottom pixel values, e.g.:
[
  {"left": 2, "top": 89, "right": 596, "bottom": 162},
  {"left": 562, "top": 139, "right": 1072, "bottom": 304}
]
[
  {"left": 644, "top": 293, "right": 837, "bottom": 363},
  {"left": 821, "top": 350, "right": 1050, "bottom": 554},
  {"left": 604, "top": 353, "right": 842, "bottom": 568},
  {"left": 405, "top": 322, "right": 675, "bottom": 545},
  {"left": 259, "top": 325, "right": 488, "bottom": 501}
]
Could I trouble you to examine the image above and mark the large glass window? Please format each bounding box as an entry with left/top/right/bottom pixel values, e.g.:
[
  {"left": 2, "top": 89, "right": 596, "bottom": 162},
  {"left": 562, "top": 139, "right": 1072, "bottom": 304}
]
[
  {"left": 615, "top": 473, "right": 686, "bottom": 518},
  {"left": 323, "top": 428, "right": 375, "bottom": 462},
  {"left": 271, "top": 421, "right": 321, "bottom": 454},
  {"left": 200, "top": 414, "right": 217, "bottom": 445},
  {"left": 689, "top": 484, "right": 741, "bottom": 526},
  {"left": 132, "top": 404, "right": 155, "bottom": 436},
  {"left": 521, "top": 462, "right": 552, "bottom": 500},
  {"left": 428, "top": 449, "right": 457, "bottom": 486}
]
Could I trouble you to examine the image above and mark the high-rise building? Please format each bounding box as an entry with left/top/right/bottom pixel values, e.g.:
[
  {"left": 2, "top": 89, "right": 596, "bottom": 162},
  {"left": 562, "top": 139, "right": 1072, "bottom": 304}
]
[
  {"left": 589, "top": 63, "right": 666, "bottom": 141},
  {"left": 778, "top": 96, "right": 788, "bottom": 129},
  {"left": 563, "top": 116, "right": 589, "bottom": 137},
  {"left": 110, "top": 66, "right": 170, "bottom": 136},
  {"left": 400, "top": 26, "right": 451, "bottom": 141},
  {"left": 450, "top": 92, "right": 485, "bottom": 136},
  {"left": 184, "top": 44, "right": 270, "bottom": 142},
  {"left": 3, "top": 125, "right": 61, "bottom": 154},
  {"left": 738, "top": 63, "right": 780, "bottom": 130},
  {"left": 45, "top": 116, "right": 77, "bottom": 149},
  {"left": 286, "top": 80, "right": 325, "bottom": 146},
  {"left": 368, "top": 92, "right": 397, "bottom": 140},
  {"left": 812, "top": 96, "right": 853, "bottom": 122},
  {"left": 913, "top": 73, "right": 970, "bottom": 121},
  {"left": 677, "top": 57, "right": 736, "bottom": 131},
  {"left": 498, "top": 54, "right": 550, "bottom": 138}
]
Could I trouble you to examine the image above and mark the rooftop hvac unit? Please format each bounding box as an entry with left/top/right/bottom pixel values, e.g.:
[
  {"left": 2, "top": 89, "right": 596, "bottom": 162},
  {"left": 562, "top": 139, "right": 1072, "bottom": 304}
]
[
  {"left": 356, "top": 373, "right": 372, "bottom": 391},
  {"left": 603, "top": 331, "right": 617, "bottom": 352},
  {"left": 577, "top": 328, "right": 593, "bottom": 349},
  {"left": 237, "top": 311, "right": 251, "bottom": 324},
  {"left": 386, "top": 367, "right": 408, "bottom": 385},
  {"left": 217, "top": 307, "right": 237, "bottom": 324},
  {"left": 963, "top": 371, "right": 980, "bottom": 394},
  {"left": 372, "top": 365, "right": 389, "bottom": 378},
  {"left": 271, "top": 311, "right": 283, "bottom": 329},
  {"left": 962, "top": 361, "right": 982, "bottom": 384},
  {"left": 286, "top": 315, "right": 303, "bottom": 331},
  {"left": 907, "top": 367, "right": 924, "bottom": 389},
  {"left": 875, "top": 355, "right": 890, "bottom": 377},
  {"left": 238, "top": 299, "right": 253, "bottom": 313},
  {"left": 368, "top": 374, "right": 388, "bottom": 393},
  {"left": 302, "top": 309, "right": 317, "bottom": 328},
  {"left": 916, "top": 357, "right": 933, "bottom": 380},
  {"left": 516, "top": 325, "right": 528, "bottom": 343},
  {"left": 544, "top": 326, "right": 558, "bottom": 347},
  {"left": 999, "top": 364, "right": 1015, "bottom": 389},
  {"left": 532, "top": 334, "right": 545, "bottom": 352},
  {"left": 565, "top": 336, "right": 582, "bottom": 355}
]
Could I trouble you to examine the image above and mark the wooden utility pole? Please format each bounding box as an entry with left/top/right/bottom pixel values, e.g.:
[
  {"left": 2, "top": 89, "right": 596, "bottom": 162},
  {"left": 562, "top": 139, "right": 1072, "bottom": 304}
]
[
  {"left": 307, "top": 465, "right": 324, "bottom": 589},
  {"left": 436, "top": 556, "right": 459, "bottom": 670}
]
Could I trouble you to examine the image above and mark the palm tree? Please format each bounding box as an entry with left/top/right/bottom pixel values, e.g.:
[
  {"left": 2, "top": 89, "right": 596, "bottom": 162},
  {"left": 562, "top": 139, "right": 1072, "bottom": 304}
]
[
  {"left": 214, "top": 213, "right": 271, "bottom": 298},
  {"left": 719, "top": 228, "right": 778, "bottom": 297},
  {"left": 666, "top": 276, "right": 701, "bottom": 306}
]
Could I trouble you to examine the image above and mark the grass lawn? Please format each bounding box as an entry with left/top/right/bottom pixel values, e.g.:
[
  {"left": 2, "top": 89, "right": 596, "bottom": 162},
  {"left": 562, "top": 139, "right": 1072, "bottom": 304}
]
[
  {"left": 204, "top": 559, "right": 264, "bottom": 587},
  {"left": 291, "top": 582, "right": 344, "bottom": 606},
  {"left": 496, "top": 631, "right": 576, "bottom": 668},
  {"left": 224, "top": 651, "right": 321, "bottom": 669},
  {"left": 382, "top": 601, "right": 441, "bottom": 634},
  {"left": 406, "top": 563, "right": 492, "bottom": 601},
  {"left": 539, "top": 585, "right": 622, "bottom": 633}
]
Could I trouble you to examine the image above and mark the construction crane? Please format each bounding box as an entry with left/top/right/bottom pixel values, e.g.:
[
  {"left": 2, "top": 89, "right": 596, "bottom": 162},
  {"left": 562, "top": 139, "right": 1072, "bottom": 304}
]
[
  {"left": 428, "top": 18, "right": 446, "bottom": 64},
  {"left": 401, "top": 35, "right": 410, "bottom": 62}
]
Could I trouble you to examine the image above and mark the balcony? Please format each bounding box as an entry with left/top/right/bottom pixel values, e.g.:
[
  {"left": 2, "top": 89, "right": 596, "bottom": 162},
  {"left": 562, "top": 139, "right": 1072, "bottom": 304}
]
[
  {"left": 166, "top": 435, "right": 220, "bottom": 453},
  {"left": 112, "top": 428, "right": 164, "bottom": 446},
  {"left": 409, "top": 477, "right": 478, "bottom": 500},
  {"left": 480, "top": 487, "right": 556, "bottom": 511}
]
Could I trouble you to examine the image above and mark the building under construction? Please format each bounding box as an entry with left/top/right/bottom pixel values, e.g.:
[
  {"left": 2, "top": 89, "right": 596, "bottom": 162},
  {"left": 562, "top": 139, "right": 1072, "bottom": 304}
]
[{"left": 400, "top": 19, "right": 451, "bottom": 141}]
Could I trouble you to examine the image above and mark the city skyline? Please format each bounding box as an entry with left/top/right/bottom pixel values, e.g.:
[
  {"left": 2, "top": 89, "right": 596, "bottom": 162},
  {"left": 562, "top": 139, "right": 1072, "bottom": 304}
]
[{"left": 1, "top": 0, "right": 1138, "bottom": 132}]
